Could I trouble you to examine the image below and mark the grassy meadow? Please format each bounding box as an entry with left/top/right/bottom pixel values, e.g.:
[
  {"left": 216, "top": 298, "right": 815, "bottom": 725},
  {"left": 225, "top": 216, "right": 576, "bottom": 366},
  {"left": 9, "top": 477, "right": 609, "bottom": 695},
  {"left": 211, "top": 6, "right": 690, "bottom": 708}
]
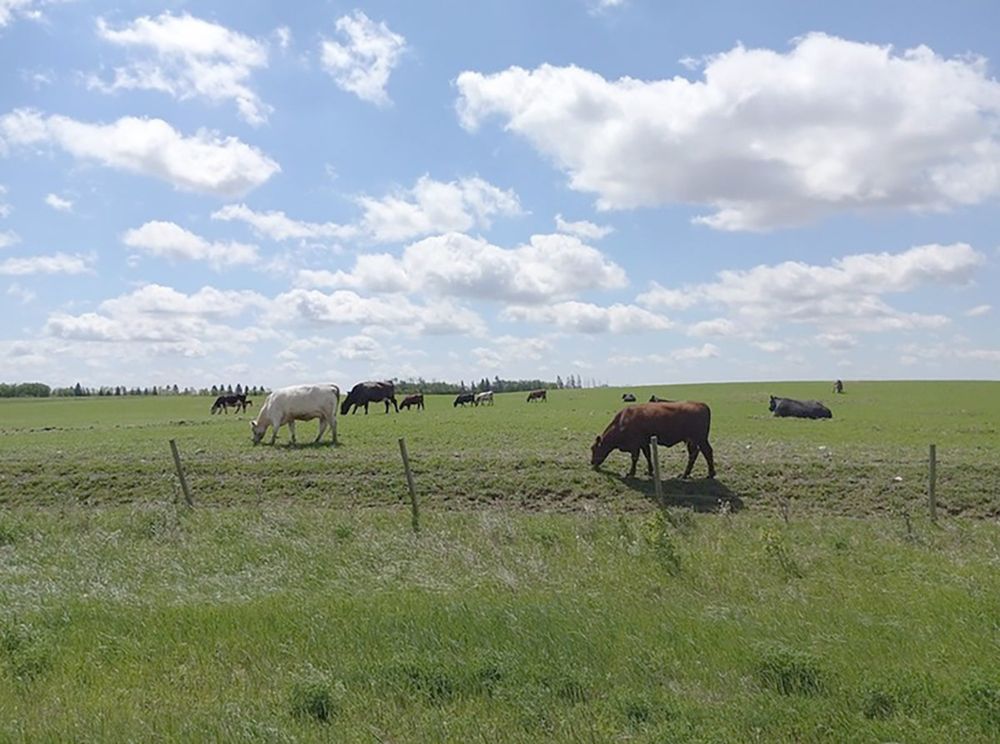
[{"left": 0, "top": 381, "right": 998, "bottom": 741}]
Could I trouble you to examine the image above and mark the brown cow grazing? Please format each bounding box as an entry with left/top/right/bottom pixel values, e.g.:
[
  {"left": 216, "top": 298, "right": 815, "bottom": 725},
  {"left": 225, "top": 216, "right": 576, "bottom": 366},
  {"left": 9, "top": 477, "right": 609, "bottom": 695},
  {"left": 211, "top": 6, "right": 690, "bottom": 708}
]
[
  {"left": 526, "top": 389, "right": 547, "bottom": 402},
  {"left": 591, "top": 401, "right": 716, "bottom": 480},
  {"left": 400, "top": 393, "right": 424, "bottom": 411}
]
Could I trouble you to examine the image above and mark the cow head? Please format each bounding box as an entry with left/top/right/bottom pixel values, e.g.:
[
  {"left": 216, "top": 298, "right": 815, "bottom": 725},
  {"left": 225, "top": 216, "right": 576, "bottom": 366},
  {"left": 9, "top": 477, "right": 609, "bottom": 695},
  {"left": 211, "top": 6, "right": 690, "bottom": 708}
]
[
  {"left": 768, "top": 395, "right": 777, "bottom": 412},
  {"left": 250, "top": 419, "right": 267, "bottom": 445},
  {"left": 590, "top": 435, "right": 609, "bottom": 468}
]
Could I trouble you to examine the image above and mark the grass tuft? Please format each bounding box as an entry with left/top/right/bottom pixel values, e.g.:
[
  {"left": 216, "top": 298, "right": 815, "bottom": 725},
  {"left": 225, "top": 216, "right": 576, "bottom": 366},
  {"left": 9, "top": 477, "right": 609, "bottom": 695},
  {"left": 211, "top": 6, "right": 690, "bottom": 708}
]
[{"left": 755, "top": 644, "right": 826, "bottom": 696}]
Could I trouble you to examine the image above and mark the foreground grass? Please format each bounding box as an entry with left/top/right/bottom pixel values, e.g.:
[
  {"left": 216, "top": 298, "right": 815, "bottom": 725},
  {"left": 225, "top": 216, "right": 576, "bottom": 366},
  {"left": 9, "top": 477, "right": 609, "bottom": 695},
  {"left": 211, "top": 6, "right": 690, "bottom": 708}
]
[{"left": 1, "top": 505, "right": 998, "bottom": 742}]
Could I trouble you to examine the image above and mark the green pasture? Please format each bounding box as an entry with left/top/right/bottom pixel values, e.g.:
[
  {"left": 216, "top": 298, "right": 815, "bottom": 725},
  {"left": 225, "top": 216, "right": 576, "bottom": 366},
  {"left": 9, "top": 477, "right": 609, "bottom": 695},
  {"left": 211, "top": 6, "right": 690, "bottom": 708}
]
[
  {"left": 1, "top": 382, "right": 998, "bottom": 741},
  {"left": 1, "top": 380, "right": 997, "bottom": 517}
]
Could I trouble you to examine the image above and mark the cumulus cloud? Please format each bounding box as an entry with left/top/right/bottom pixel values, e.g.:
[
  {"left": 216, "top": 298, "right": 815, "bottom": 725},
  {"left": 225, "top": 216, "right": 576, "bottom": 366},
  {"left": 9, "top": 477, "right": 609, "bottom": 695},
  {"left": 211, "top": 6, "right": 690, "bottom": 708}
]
[
  {"left": 0, "top": 109, "right": 279, "bottom": 197},
  {"left": 211, "top": 204, "right": 357, "bottom": 244},
  {"left": 0, "top": 0, "right": 55, "bottom": 28},
  {"left": 503, "top": 300, "right": 671, "bottom": 333},
  {"left": 472, "top": 334, "right": 551, "bottom": 369},
  {"left": 965, "top": 304, "right": 991, "bottom": 317},
  {"left": 673, "top": 343, "right": 720, "bottom": 360},
  {"left": 0, "top": 184, "right": 10, "bottom": 217},
  {"left": 44, "top": 283, "right": 269, "bottom": 356},
  {"left": 639, "top": 242, "right": 983, "bottom": 334},
  {"left": 357, "top": 176, "right": 521, "bottom": 243},
  {"left": 0, "top": 252, "right": 92, "bottom": 275},
  {"left": 456, "top": 33, "right": 1000, "bottom": 230},
  {"left": 6, "top": 282, "right": 35, "bottom": 303},
  {"left": 555, "top": 214, "right": 613, "bottom": 240},
  {"left": 123, "top": 221, "right": 259, "bottom": 269},
  {"left": 44, "top": 192, "right": 72, "bottom": 211},
  {"left": 320, "top": 10, "right": 406, "bottom": 106},
  {"left": 297, "top": 231, "right": 627, "bottom": 303},
  {"left": 0, "top": 230, "right": 18, "bottom": 249},
  {"left": 92, "top": 13, "right": 272, "bottom": 125},
  {"left": 274, "top": 288, "right": 486, "bottom": 336}
]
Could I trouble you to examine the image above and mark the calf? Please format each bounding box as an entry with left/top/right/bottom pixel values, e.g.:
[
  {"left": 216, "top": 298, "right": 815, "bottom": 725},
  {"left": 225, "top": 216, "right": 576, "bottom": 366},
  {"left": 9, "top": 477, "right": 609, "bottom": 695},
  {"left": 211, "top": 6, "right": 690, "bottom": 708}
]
[
  {"left": 591, "top": 401, "right": 715, "bottom": 479},
  {"left": 474, "top": 391, "right": 494, "bottom": 406},
  {"left": 400, "top": 393, "right": 424, "bottom": 411},
  {"left": 526, "top": 389, "right": 547, "bottom": 403}
]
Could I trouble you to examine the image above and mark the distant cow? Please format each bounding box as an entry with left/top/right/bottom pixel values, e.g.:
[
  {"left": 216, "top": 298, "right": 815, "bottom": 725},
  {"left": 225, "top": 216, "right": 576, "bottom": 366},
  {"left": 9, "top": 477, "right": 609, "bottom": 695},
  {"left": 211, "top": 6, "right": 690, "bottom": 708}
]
[
  {"left": 211, "top": 393, "right": 250, "bottom": 414},
  {"left": 454, "top": 393, "right": 476, "bottom": 407},
  {"left": 251, "top": 383, "right": 340, "bottom": 446},
  {"left": 622, "top": 393, "right": 637, "bottom": 402},
  {"left": 400, "top": 393, "right": 424, "bottom": 411},
  {"left": 769, "top": 395, "right": 833, "bottom": 419},
  {"left": 591, "top": 401, "right": 716, "bottom": 480},
  {"left": 833, "top": 379, "right": 844, "bottom": 394},
  {"left": 526, "top": 389, "right": 547, "bottom": 403},
  {"left": 648, "top": 395, "right": 673, "bottom": 403},
  {"left": 341, "top": 381, "right": 398, "bottom": 415},
  {"left": 475, "top": 391, "right": 494, "bottom": 406}
]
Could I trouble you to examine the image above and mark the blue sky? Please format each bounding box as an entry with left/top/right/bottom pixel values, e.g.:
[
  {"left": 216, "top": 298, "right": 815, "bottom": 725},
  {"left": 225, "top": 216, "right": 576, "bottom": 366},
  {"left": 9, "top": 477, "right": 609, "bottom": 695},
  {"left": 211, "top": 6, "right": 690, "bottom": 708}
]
[{"left": 1, "top": 0, "right": 998, "bottom": 389}]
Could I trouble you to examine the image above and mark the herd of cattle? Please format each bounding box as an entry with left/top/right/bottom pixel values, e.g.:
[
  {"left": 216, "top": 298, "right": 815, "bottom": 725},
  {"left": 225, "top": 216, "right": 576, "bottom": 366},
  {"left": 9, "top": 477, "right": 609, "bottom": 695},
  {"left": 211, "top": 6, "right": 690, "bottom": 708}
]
[{"left": 234, "top": 379, "right": 841, "bottom": 479}]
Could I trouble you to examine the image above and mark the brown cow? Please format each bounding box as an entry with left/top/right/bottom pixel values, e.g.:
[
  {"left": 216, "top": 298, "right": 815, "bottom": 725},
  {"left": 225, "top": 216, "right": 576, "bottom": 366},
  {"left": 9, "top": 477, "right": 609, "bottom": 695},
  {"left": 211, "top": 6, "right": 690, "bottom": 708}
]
[
  {"left": 526, "top": 389, "right": 547, "bottom": 402},
  {"left": 591, "top": 401, "right": 715, "bottom": 479},
  {"left": 400, "top": 393, "right": 424, "bottom": 410}
]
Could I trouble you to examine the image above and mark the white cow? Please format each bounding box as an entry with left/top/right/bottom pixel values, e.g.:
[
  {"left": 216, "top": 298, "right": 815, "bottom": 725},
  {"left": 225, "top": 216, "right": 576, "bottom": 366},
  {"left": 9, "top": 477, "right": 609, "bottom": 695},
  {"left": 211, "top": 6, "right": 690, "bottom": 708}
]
[
  {"left": 251, "top": 384, "right": 340, "bottom": 446},
  {"left": 474, "top": 391, "right": 494, "bottom": 406}
]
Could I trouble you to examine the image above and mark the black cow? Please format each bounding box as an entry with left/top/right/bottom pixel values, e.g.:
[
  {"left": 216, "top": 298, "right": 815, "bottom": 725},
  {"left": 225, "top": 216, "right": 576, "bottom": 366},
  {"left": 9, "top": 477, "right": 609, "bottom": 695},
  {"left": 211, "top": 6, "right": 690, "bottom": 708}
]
[
  {"left": 833, "top": 379, "right": 844, "bottom": 394},
  {"left": 400, "top": 393, "right": 424, "bottom": 411},
  {"left": 211, "top": 393, "right": 250, "bottom": 414},
  {"left": 622, "top": 393, "right": 637, "bottom": 402},
  {"left": 341, "top": 381, "right": 399, "bottom": 415},
  {"left": 648, "top": 395, "right": 673, "bottom": 403},
  {"left": 526, "top": 389, "right": 547, "bottom": 402},
  {"left": 453, "top": 393, "right": 476, "bottom": 407},
  {"left": 769, "top": 395, "right": 832, "bottom": 419}
]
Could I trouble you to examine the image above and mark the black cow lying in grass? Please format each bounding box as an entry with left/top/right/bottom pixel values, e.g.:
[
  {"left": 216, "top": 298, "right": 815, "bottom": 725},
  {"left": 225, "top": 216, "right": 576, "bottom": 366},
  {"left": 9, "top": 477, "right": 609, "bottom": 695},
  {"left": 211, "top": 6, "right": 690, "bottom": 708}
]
[
  {"left": 769, "top": 395, "right": 832, "bottom": 419},
  {"left": 622, "top": 393, "right": 637, "bottom": 402}
]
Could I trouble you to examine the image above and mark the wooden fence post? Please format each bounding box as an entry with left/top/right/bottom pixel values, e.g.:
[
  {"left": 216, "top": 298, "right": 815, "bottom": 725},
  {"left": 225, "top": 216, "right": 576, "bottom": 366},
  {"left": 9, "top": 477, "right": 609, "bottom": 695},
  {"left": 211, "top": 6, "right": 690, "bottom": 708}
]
[
  {"left": 169, "top": 439, "right": 194, "bottom": 508},
  {"left": 928, "top": 443, "right": 937, "bottom": 523},
  {"left": 650, "top": 435, "right": 664, "bottom": 508},
  {"left": 398, "top": 438, "right": 420, "bottom": 534}
]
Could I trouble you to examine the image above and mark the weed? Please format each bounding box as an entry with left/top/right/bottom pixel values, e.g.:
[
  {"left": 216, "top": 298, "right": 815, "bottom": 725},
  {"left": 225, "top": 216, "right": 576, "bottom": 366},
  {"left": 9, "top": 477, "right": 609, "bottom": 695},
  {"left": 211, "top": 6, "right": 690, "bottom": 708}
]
[
  {"left": 288, "top": 665, "right": 342, "bottom": 723},
  {"left": 755, "top": 644, "right": 825, "bottom": 696},
  {"left": 642, "top": 510, "right": 682, "bottom": 575},
  {"left": 759, "top": 527, "right": 803, "bottom": 578}
]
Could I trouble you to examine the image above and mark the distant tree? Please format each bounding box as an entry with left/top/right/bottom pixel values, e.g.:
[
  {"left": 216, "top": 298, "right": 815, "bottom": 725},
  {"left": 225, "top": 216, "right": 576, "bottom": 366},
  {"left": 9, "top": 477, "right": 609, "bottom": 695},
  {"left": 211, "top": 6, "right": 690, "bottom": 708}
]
[
  {"left": 235, "top": 383, "right": 243, "bottom": 395},
  {"left": 73, "top": 382, "right": 84, "bottom": 397}
]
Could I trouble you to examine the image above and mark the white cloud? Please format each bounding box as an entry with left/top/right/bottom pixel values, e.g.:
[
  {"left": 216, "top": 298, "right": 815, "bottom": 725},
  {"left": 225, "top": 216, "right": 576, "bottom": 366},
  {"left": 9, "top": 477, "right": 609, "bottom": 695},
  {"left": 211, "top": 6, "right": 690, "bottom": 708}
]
[
  {"left": 639, "top": 243, "right": 983, "bottom": 334},
  {"left": 816, "top": 332, "right": 857, "bottom": 350},
  {"left": 965, "top": 304, "right": 991, "bottom": 317},
  {"left": 0, "top": 184, "right": 10, "bottom": 218},
  {"left": 6, "top": 282, "right": 35, "bottom": 303},
  {"left": 274, "top": 26, "right": 291, "bottom": 51},
  {"left": 688, "top": 318, "right": 737, "bottom": 337},
  {"left": 212, "top": 203, "right": 357, "bottom": 242},
  {"left": 503, "top": 300, "right": 671, "bottom": 333},
  {"left": 300, "top": 231, "right": 627, "bottom": 303},
  {"left": 555, "top": 213, "right": 613, "bottom": 240},
  {"left": 44, "top": 192, "right": 72, "bottom": 211},
  {"left": 456, "top": 34, "right": 1000, "bottom": 230},
  {"left": 754, "top": 340, "right": 787, "bottom": 353},
  {"left": 44, "top": 283, "right": 270, "bottom": 356},
  {"left": 320, "top": 10, "right": 406, "bottom": 106},
  {"left": 93, "top": 13, "right": 272, "bottom": 125},
  {"left": 0, "top": 230, "right": 18, "bottom": 249},
  {"left": 0, "top": 252, "right": 92, "bottom": 275},
  {"left": 336, "top": 334, "right": 383, "bottom": 361},
  {"left": 122, "top": 221, "right": 258, "bottom": 269},
  {"left": 0, "top": 109, "right": 279, "bottom": 197},
  {"left": 673, "top": 343, "right": 719, "bottom": 360},
  {"left": 357, "top": 175, "right": 521, "bottom": 243},
  {"left": 0, "top": 0, "right": 54, "bottom": 28},
  {"left": 588, "top": 0, "right": 627, "bottom": 14},
  {"left": 472, "top": 334, "right": 551, "bottom": 369},
  {"left": 273, "top": 288, "right": 486, "bottom": 336}
]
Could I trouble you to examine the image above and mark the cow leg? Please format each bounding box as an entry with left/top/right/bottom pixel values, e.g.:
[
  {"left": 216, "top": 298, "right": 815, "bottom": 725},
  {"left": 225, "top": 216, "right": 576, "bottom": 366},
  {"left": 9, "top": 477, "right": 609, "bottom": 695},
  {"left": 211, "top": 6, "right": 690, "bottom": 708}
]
[
  {"left": 640, "top": 442, "right": 654, "bottom": 477},
  {"left": 331, "top": 417, "right": 338, "bottom": 445},
  {"left": 314, "top": 417, "right": 327, "bottom": 443},
  {"left": 269, "top": 426, "right": 278, "bottom": 446},
  {"left": 628, "top": 449, "right": 640, "bottom": 478},
  {"left": 680, "top": 441, "right": 699, "bottom": 478},
  {"left": 364, "top": 402, "right": 369, "bottom": 415},
  {"left": 700, "top": 440, "right": 716, "bottom": 478},
  {"left": 288, "top": 421, "right": 297, "bottom": 446}
]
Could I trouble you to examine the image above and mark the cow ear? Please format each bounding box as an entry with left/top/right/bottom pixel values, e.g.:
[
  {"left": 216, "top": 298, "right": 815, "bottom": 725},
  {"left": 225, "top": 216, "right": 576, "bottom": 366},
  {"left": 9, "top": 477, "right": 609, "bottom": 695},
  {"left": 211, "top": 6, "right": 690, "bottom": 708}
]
[{"left": 593, "top": 435, "right": 601, "bottom": 446}]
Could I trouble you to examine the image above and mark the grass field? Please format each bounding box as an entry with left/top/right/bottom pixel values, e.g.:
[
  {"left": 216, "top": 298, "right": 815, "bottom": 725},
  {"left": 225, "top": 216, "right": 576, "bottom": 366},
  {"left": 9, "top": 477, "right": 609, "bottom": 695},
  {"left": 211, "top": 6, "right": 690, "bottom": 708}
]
[{"left": 1, "top": 381, "right": 998, "bottom": 741}]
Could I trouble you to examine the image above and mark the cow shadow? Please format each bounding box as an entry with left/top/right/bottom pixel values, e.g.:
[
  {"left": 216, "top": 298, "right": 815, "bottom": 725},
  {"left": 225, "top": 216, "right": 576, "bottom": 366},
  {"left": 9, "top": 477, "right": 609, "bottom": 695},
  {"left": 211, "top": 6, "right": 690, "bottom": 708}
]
[{"left": 600, "top": 470, "right": 743, "bottom": 513}]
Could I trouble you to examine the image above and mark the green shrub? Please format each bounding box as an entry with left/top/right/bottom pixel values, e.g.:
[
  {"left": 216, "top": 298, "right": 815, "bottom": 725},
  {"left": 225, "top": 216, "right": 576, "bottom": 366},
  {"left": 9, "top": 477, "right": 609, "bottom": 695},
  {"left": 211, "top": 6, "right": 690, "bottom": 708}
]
[
  {"left": 755, "top": 644, "right": 825, "bottom": 696},
  {"left": 288, "top": 666, "right": 342, "bottom": 723}
]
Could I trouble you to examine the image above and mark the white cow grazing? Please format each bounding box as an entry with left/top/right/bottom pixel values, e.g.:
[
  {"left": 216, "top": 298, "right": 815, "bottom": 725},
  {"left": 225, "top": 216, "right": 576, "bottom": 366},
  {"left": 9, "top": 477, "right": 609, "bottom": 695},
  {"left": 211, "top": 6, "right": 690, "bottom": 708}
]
[
  {"left": 251, "top": 384, "right": 340, "bottom": 445},
  {"left": 474, "top": 390, "right": 494, "bottom": 406}
]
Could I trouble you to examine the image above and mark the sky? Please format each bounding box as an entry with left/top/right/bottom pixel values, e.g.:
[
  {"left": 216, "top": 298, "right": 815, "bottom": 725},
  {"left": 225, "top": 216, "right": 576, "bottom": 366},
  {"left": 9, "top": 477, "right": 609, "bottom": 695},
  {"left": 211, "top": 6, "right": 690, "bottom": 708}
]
[{"left": 1, "top": 0, "right": 999, "bottom": 389}]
